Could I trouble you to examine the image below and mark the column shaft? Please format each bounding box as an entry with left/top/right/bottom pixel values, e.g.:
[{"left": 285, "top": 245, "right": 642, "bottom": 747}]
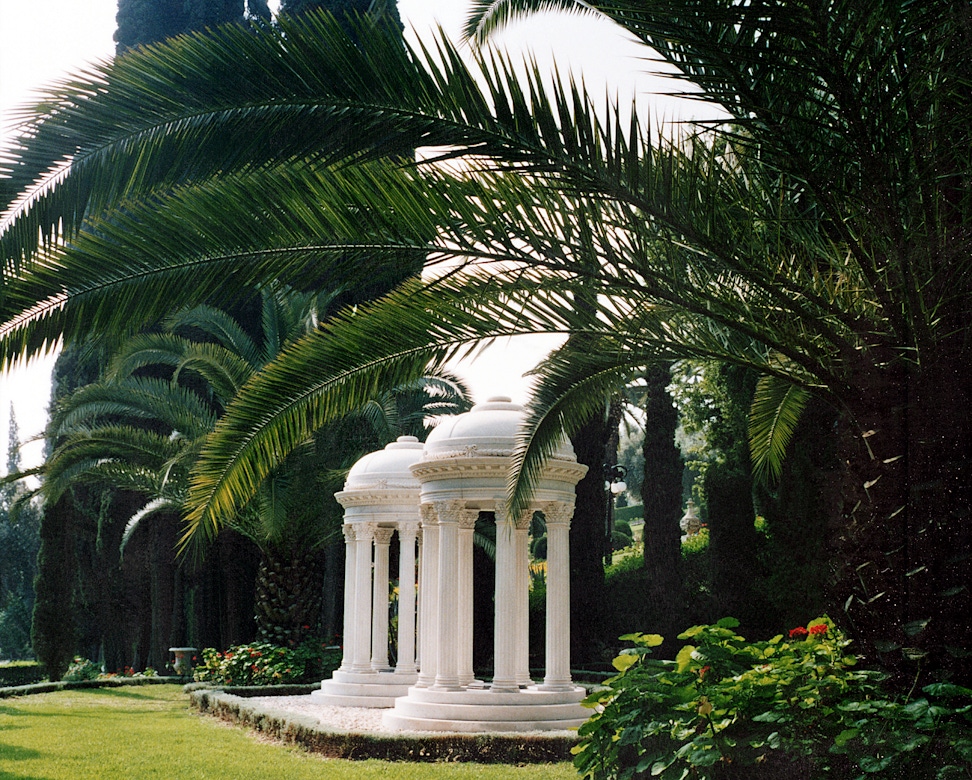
[
  {"left": 434, "top": 503, "right": 461, "bottom": 690},
  {"left": 339, "top": 524, "right": 356, "bottom": 672},
  {"left": 415, "top": 507, "right": 439, "bottom": 687},
  {"left": 543, "top": 505, "right": 574, "bottom": 690},
  {"left": 515, "top": 524, "right": 531, "bottom": 686},
  {"left": 457, "top": 511, "right": 477, "bottom": 687},
  {"left": 371, "top": 528, "right": 394, "bottom": 670},
  {"left": 351, "top": 524, "right": 375, "bottom": 673},
  {"left": 491, "top": 512, "right": 519, "bottom": 692},
  {"left": 396, "top": 524, "right": 419, "bottom": 674}
]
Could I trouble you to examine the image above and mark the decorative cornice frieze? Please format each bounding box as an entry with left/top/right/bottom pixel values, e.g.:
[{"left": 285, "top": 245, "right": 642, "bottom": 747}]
[{"left": 336, "top": 489, "right": 420, "bottom": 508}]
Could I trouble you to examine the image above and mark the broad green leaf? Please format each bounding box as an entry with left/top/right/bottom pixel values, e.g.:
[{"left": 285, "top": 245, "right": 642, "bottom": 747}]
[{"left": 675, "top": 645, "right": 697, "bottom": 673}]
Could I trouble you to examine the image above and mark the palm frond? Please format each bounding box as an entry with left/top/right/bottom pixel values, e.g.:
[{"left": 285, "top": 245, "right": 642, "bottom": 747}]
[
  {"left": 462, "top": 0, "right": 597, "bottom": 45},
  {"left": 748, "top": 372, "right": 811, "bottom": 484},
  {"left": 52, "top": 376, "right": 218, "bottom": 439},
  {"left": 165, "top": 304, "right": 261, "bottom": 370},
  {"left": 120, "top": 498, "right": 182, "bottom": 557}
]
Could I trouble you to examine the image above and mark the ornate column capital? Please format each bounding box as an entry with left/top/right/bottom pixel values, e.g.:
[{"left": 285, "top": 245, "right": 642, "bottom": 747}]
[
  {"left": 458, "top": 508, "right": 479, "bottom": 530},
  {"left": 495, "top": 507, "right": 532, "bottom": 528},
  {"left": 515, "top": 509, "right": 535, "bottom": 530},
  {"left": 398, "top": 520, "right": 422, "bottom": 537},
  {"left": 373, "top": 526, "right": 395, "bottom": 545},
  {"left": 342, "top": 523, "right": 355, "bottom": 542},
  {"left": 419, "top": 502, "right": 438, "bottom": 527},
  {"left": 432, "top": 499, "right": 470, "bottom": 524},
  {"left": 355, "top": 522, "right": 377, "bottom": 541},
  {"left": 540, "top": 500, "right": 574, "bottom": 527}
]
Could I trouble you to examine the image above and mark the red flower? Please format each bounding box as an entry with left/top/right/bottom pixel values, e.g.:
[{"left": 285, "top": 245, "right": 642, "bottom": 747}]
[
  {"left": 808, "top": 624, "right": 828, "bottom": 636},
  {"left": 789, "top": 626, "right": 809, "bottom": 639},
  {"left": 698, "top": 665, "right": 711, "bottom": 679}
]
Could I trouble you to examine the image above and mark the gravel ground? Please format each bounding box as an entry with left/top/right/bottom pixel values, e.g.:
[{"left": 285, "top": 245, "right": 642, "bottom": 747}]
[{"left": 244, "top": 695, "right": 397, "bottom": 733}]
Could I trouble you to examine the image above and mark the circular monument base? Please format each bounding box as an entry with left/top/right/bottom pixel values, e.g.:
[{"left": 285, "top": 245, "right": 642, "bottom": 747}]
[
  {"left": 381, "top": 684, "right": 588, "bottom": 732},
  {"left": 313, "top": 669, "right": 417, "bottom": 708}
]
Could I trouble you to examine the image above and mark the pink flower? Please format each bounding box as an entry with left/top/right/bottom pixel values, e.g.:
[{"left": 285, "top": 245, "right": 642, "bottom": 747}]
[{"left": 789, "top": 626, "right": 809, "bottom": 639}]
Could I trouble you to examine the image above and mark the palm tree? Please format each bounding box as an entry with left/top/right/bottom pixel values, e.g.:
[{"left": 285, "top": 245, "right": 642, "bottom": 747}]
[
  {"left": 29, "top": 287, "right": 471, "bottom": 644},
  {"left": 1, "top": 4, "right": 968, "bottom": 680}
]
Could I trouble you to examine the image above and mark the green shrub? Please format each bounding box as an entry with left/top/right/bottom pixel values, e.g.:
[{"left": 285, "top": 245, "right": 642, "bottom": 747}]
[
  {"left": 0, "top": 661, "right": 44, "bottom": 686},
  {"left": 193, "top": 639, "right": 341, "bottom": 686},
  {"left": 611, "top": 530, "right": 634, "bottom": 551},
  {"left": 573, "top": 617, "right": 972, "bottom": 779},
  {"left": 681, "top": 526, "right": 709, "bottom": 555},
  {"left": 62, "top": 657, "right": 101, "bottom": 682}
]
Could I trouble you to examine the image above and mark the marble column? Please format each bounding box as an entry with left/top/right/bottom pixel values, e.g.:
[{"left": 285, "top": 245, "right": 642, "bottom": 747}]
[
  {"left": 338, "top": 523, "right": 356, "bottom": 672},
  {"left": 491, "top": 508, "right": 519, "bottom": 693},
  {"left": 434, "top": 500, "right": 463, "bottom": 690},
  {"left": 350, "top": 522, "right": 376, "bottom": 673},
  {"left": 396, "top": 521, "right": 420, "bottom": 675},
  {"left": 541, "top": 501, "right": 574, "bottom": 690},
  {"left": 415, "top": 528, "right": 422, "bottom": 670},
  {"left": 514, "top": 515, "right": 532, "bottom": 686},
  {"left": 457, "top": 508, "right": 479, "bottom": 687},
  {"left": 371, "top": 526, "right": 395, "bottom": 671},
  {"left": 415, "top": 504, "right": 439, "bottom": 687}
]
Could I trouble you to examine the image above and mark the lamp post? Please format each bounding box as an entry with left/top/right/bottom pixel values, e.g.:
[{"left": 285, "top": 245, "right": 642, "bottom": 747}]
[{"left": 603, "top": 464, "right": 628, "bottom": 566}]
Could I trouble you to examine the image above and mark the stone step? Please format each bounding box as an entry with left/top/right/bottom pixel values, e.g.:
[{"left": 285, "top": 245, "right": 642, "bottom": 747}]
[
  {"left": 405, "top": 685, "right": 586, "bottom": 706},
  {"left": 381, "top": 711, "right": 586, "bottom": 733},
  {"left": 392, "top": 698, "right": 588, "bottom": 721}
]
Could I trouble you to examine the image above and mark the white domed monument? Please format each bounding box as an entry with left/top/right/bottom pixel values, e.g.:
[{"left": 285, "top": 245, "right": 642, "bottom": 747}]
[
  {"left": 312, "top": 435, "right": 425, "bottom": 707},
  {"left": 317, "top": 397, "right": 589, "bottom": 732}
]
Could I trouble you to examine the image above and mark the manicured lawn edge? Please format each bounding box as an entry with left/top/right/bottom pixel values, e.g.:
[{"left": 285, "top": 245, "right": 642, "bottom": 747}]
[
  {"left": 0, "top": 676, "right": 183, "bottom": 698},
  {"left": 189, "top": 688, "right": 579, "bottom": 763},
  {"left": 183, "top": 681, "right": 321, "bottom": 697}
]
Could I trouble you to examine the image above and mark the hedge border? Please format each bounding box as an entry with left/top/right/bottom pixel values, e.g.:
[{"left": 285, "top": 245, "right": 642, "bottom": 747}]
[
  {"left": 189, "top": 688, "right": 579, "bottom": 764},
  {"left": 0, "top": 676, "right": 183, "bottom": 698}
]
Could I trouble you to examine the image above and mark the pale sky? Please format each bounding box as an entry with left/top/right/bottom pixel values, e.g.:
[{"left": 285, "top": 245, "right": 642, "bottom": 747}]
[{"left": 0, "top": 0, "right": 697, "bottom": 471}]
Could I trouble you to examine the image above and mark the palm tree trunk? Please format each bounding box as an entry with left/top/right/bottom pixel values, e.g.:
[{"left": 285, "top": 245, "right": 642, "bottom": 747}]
[
  {"left": 254, "top": 546, "right": 324, "bottom": 645},
  {"left": 835, "top": 346, "right": 972, "bottom": 685}
]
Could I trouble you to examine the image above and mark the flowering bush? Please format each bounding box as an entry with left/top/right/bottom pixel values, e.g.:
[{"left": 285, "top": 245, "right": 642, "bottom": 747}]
[
  {"left": 573, "top": 617, "right": 972, "bottom": 779},
  {"left": 193, "top": 638, "right": 341, "bottom": 686},
  {"left": 62, "top": 656, "right": 102, "bottom": 681},
  {"left": 62, "top": 657, "right": 158, "bottom": 682}
]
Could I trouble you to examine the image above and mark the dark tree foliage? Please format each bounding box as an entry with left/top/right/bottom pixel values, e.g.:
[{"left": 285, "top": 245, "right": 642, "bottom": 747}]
[
  {"left": 640, "top": 363, "right": 683, "bottom": 647},
  {"left": 570, "top": 415, "right": 613, "bottom": 665},
  {"left": 754, "top": 399, "right": 837, "bottom": 633},
  {"left": 30, "top": 494, "right": 77, "bottom": 680},
  {"left": 0, "top": 415, "right": 41, "bottom": 660},
  {"left": 279, "top": 0, "right": 402, "bottom": 29},
  {"left": 116, "top": 0, "right": 277, "bottom": 53}
]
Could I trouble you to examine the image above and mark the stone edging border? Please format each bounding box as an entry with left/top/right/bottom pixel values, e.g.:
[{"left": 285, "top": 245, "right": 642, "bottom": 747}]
[{"left": 188, "top": 688, "right": 579, "bottom": 764}]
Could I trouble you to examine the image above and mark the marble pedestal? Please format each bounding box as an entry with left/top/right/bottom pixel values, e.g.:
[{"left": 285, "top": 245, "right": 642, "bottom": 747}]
[
  {"left": 380, "top": 685, "right": 588, "bottom": 732},
  {"left": 313, "top": 670, "right": 418, "bottom": 708}
]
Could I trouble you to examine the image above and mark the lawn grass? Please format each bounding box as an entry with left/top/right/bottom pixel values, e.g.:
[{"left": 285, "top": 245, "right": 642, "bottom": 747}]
[{"left": 0, "top": 685, "right": 578, "bottom": 779}]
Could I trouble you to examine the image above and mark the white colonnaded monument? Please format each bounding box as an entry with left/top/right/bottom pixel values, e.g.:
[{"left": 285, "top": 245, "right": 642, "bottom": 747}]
[{"left": 313, "top": 397, "right": 589, "bottom": 732}]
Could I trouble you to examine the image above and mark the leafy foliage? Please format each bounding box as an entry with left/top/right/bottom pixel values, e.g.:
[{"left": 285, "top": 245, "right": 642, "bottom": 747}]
[
  {"left": 574, "top": 618, "right": 972, "bottom": 779},
  {"left": 193, "top": 639, "right": 341, "bottom": 686}
]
